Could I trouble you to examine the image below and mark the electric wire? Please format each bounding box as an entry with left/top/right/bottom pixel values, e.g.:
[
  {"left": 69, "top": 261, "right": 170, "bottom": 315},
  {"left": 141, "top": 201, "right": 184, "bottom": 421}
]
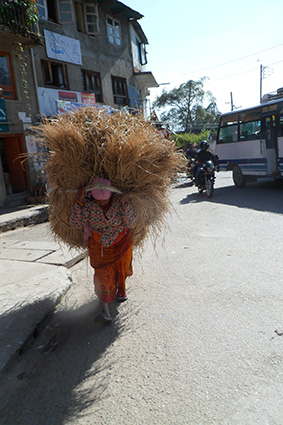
[
  {"left": 156, "top": 43, "right": 283, "bottom": 86},
  {"left": 180, "top": 43, "right": 283, "bottom": 77}
]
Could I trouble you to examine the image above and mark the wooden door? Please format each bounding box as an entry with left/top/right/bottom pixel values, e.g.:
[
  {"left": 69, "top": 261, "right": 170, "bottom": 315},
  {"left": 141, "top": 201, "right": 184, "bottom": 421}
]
[{"left": 4, "top": 136, "right": 28, "bottom": 192}]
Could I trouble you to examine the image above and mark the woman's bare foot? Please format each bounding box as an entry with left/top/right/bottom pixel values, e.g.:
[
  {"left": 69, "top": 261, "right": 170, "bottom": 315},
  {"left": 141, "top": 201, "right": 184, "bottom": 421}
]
[{"left": 99, "top": 300, "right": 112, "bottom": 322}]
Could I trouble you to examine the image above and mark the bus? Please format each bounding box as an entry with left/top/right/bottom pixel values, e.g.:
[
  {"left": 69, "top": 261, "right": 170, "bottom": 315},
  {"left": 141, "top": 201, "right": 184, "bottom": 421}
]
[{"left": 215, "top": 99, "right": 283, "bottom": 187}]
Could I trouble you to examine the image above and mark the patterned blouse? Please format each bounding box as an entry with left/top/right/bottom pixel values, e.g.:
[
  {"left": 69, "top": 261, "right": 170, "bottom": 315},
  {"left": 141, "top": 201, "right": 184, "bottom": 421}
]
[{"left": 70, "top": 194, "right": 136, "bottom": 247}]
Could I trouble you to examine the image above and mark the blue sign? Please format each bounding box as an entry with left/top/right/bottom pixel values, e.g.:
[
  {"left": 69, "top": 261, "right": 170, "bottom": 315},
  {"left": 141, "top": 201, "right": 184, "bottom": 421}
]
[{"left": 0, "top": 98, "right": 9, "bottom": 132}]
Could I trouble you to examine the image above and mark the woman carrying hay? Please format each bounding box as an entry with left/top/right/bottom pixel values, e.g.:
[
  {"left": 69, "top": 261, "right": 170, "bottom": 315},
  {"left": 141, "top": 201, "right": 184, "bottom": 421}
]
[{"left": 70, "top": 177, "right": 136, "bottom": 323}]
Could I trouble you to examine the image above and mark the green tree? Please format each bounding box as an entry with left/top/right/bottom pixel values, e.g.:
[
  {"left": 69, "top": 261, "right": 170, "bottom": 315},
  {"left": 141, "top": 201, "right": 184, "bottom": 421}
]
[{"left": 152, "top": 78, "right": 221, "bottom": 133}]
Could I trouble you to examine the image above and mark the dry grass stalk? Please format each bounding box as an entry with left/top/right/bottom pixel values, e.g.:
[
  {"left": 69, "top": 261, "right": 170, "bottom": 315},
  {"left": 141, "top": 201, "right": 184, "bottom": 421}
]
[{"left": 35, "top": 107, "right": 186, "bottom": 250}]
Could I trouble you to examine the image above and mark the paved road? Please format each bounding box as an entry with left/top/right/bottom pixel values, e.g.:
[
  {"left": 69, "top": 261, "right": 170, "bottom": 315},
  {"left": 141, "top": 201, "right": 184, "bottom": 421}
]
[{"left": 1, "top": 172, "right": 283, "bottom": 425}]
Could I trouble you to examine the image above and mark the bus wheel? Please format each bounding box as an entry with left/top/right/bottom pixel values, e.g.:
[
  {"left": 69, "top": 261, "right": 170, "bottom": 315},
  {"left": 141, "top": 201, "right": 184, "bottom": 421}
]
[{"left": 233, "top": 166, "right": 246, "bottom": 188}]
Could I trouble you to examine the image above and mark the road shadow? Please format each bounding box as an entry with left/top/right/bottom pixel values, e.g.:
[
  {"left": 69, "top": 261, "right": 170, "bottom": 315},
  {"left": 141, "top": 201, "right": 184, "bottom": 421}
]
[
  {"left": 174, "top": 179, "right": 193, "bottom": 189},
  {"left": 0, "top": 293, "right": 136, "bottom": 424},
  {"left": 177, "top": 179, "right": 283, "bottom": 215},
  {"left": 0, "top": 204, "right": 36, "bottom": 216}
]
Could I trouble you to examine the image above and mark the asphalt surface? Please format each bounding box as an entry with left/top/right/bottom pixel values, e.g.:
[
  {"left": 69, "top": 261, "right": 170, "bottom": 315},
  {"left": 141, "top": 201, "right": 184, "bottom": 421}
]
[{"left": 0, "top": 174, "right": 283, "bottom": 425}]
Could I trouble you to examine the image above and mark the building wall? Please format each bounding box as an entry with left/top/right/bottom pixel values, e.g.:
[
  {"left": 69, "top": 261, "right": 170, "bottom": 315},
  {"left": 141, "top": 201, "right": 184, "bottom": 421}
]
[
  {"left": 0, "top": 0, "right": 153, "bottom": 204},
  {"left": 0, "top": 37, "right": 39, "bottom": 204},
  {"left": 33, "top": 1, "right": 138, "bottom": 115}
]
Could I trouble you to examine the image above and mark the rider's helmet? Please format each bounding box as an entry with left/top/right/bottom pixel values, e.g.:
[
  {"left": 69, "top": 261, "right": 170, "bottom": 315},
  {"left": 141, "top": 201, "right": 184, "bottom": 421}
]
[{"left": 200, "top": 140, "right": 209, "bottom": 151}]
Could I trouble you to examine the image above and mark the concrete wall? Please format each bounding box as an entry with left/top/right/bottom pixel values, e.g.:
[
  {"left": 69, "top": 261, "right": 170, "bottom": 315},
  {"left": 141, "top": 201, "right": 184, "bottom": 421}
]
[
  {"left": 0, "top": 39, "right": 40, "bottom": 203},
  {"left": 33, "top": 2, "right": 137, "bottom": 111},
  {"left": 0, "top": 42, "right": 38, "bottom": 133},
  {"left": 0, "top": 0, "right": 151, "bottom": 202}
]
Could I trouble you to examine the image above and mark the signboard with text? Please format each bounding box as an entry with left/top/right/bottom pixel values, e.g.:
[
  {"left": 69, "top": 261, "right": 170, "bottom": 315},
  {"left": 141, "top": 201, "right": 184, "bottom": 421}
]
[
  {"left": 44, "top": 30, "right": 82, "bottom": 65},
  {"left": 81, "top": 93, "right": 96, "bottom": 104}
]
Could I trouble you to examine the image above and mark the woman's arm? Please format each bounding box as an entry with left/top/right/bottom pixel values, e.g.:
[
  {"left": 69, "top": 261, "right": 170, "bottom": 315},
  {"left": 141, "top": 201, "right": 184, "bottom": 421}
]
[
  {"left": 120, "top": 195, "right": 136, "bottom": 229},
  {"left": 69, "top": 188, "right": 88, "bottom": 229}
]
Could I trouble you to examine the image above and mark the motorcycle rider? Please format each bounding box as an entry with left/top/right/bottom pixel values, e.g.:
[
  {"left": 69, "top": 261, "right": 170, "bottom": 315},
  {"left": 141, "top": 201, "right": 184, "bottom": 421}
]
[
  {"left": 185, "top": 144, "right": 197, "bottom": 179},
  {"left": 194, "top": 140, "right": 218, "bottom": 184},
  {"left": 185, "top": 144, "right": 197, "bottom": 160}
]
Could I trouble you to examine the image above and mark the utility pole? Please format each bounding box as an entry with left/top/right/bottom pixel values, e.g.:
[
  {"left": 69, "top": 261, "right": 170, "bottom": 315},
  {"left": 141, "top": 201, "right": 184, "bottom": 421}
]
[
  {"left": 226, "top": 92, "right": 241, "bottom": 111},
  {"left": 260, "top": 64, "right": 263, "bottom": 103},
  {"left": 260, "top": 64, "right": 272, "bottom": 103},
  {"left": 226, "top": 92, "right": 234, "bottom": 111}
]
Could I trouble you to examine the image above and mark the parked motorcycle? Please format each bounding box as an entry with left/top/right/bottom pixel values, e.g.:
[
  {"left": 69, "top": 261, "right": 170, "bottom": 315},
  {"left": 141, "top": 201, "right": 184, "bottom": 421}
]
[{"left": 195, "top": 160, "right": 217, "bottom": 197}]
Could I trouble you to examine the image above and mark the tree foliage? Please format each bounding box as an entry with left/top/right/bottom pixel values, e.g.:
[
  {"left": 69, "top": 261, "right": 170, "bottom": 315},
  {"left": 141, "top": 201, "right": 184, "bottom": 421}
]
[
  {"left": 152, "top": 78, "right": 221, "bottom": 133},
  {"left": 171, "top": 130, "right": 211, "bottom": 150}
]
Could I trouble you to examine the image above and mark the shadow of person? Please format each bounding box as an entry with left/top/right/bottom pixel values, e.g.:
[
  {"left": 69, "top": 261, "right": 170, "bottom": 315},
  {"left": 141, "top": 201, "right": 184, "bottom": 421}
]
[{"left": 0, "top": 295, "right": 133, "bottom": 424}]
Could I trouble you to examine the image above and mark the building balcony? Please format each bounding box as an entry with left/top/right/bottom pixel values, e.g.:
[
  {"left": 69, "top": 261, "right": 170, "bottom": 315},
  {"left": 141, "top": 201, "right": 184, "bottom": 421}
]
[{"left": 0, "top": 0, "right": 42, "bottom": 48}]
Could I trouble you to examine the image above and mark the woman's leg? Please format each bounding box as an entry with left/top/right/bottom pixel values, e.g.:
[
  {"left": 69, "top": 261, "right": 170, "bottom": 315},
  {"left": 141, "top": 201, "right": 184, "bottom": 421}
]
[
  {"left": 116, "top": 245, "right": 133, "bottom": 300},
  {"left": 93, "top": 267, "right": 116, "bottom": 302},
  {"left": 99, "top": 298, "right": 112, "bottom": 322},
  {"left": 93, "top": 270, "right": 114, "bottom": 322},
  {"left": 99, "top": 299, "right": 110, "bottom": 314}
]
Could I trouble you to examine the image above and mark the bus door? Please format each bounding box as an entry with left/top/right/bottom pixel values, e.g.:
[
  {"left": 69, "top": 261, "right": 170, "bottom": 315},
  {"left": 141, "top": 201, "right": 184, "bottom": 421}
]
[{"left": 262, "top": 115, "right": 279, "bottom": 176}]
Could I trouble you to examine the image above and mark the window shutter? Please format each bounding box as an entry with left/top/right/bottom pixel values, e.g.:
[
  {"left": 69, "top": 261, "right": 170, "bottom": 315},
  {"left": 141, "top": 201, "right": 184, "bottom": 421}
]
[{"left": 58, "top": 0, "right": 73, "bottom": 23}]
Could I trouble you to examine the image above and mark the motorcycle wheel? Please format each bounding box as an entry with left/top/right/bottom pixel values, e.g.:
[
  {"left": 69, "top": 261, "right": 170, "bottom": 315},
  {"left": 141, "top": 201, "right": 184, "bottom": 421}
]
[{"left": 206, "top": 180, "right": 214, "bottom": 197}]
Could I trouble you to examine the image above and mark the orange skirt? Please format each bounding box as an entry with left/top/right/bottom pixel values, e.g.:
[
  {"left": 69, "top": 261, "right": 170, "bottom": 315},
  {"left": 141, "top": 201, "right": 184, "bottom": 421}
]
[{"left": 88, "top": 230, "right": 133, "bottom": 302}]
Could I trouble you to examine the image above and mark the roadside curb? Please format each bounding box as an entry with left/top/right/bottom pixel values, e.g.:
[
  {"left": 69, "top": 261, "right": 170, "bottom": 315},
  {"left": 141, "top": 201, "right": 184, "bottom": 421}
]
[
  {"left": 0, "top": 269, "right": 73, "bottom": 377},
  {"left": 0, "top": 205, "right": 49, "bottom": 233}
]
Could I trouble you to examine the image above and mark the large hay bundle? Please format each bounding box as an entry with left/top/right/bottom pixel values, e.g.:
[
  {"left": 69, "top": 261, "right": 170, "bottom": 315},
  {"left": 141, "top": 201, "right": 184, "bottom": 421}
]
[{"left": 36, "top": 107, "right": 186, "bottom": 250}]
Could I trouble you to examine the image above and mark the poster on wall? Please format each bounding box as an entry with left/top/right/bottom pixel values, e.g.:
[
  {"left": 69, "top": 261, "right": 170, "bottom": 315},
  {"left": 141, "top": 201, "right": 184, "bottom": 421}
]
[
  {"left": 58, "top": 91, "right": 78, "bottom": 102},
  {"left": 81, "top": 93, "right": 96, "bottom": 104},
  {"left": 37, "top": 87, "right": 81, "bottom": 117},
  {"left": 56, "top": 100, "right": 85, "bottom": 114},
  {"left": 44, "top": 30, "right": 82, "bottom": 65},
  {"left": 56, "top": 100, "right": 116, "bottom": 115},
  {"left": 37, "top": 87, "right": 116, "bottom": 117}
]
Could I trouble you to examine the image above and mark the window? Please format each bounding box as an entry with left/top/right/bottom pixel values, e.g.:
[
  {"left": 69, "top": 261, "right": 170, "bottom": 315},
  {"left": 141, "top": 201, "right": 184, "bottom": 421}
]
[
  {"left": 279, "top": 114, "right": 283, "bottom": 137},
  {"left": 42, "top": 60, "right": 68, "bottom": 89},
  {"left": 218, "top": 114, "right": 238, "bottom": 143},
  {"left": 107, "top": 17, "right": 121, "bottom": 46},
  {"left": 58, "top": 0, "right": 73, "bottom": 23},
  {"left": 36, "top": 0, "right": 58, "bottom": 22},
  {"left": 36, "top": 0, "right": 47, "bottom": 19},
  {"left": 219, "top": 125, "right": 238, "bottom": 143},
  {"left": 264, "top": 116, "right": 276, "bottom": 149},
  {"left": 112, "top": 76, "right": 128, "bottom": 106},
  {"left": 0, "top": 52, "right": 16, "bottom": 99},
  {"left": 75, "top": 2, "right": 99, "bottom": 35},
  {"left": 81, "top": 70, "right": 103, "bottom": 102},
  {"left": 239, "top": 120, "right": 261, "bottom": 141},
  {"left": 137, "top": 39, "right": 147, "bottom": 65},
  {"left": 85, "top": 4, "right": 99, "bottom": 34}
]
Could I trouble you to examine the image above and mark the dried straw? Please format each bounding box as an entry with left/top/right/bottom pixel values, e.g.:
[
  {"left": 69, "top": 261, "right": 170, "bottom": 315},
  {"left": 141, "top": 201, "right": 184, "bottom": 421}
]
[{"left": 35, "top": 107, "right": 186, "bottom": 250}]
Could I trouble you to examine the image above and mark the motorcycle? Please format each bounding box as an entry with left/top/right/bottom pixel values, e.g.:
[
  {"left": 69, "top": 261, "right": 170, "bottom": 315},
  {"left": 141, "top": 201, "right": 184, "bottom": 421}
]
[
  {"left": 195, "top": 160, "right": 217, "bottom": 197},
  {"left": 187, "top": 157, "right": 196, "bottom": 181}
]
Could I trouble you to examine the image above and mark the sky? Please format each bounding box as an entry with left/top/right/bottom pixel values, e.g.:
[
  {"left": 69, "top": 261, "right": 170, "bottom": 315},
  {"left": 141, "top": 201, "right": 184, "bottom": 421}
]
[{"left": 125, "top": 0, "right": 283, "bottom": 115}]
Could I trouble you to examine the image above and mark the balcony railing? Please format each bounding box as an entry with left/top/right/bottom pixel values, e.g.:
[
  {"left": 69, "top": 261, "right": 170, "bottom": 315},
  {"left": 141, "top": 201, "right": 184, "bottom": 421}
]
[{"left": 0, "top": 0, "right": 42, "bottom": 45}]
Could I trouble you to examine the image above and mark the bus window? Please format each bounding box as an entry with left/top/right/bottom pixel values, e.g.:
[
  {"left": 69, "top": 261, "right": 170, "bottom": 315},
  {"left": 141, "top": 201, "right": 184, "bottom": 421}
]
[
  {"left": 279, "top": 115, "right": 283, "bottom": 136},
  {"left": 239, "top": 110, "right": 261, "bottom": 122},
  {"left": 221, "top": 114, "right": 238, "bottom": 126},
  {"left": 239, "top": 120, "right": 261, "bottom": 141},
  {"left": 219, "top": 124, "right": 238, "bottom": 143},
  {"left": 265, "top": 116, "right": 276, "bottom": 149}
]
